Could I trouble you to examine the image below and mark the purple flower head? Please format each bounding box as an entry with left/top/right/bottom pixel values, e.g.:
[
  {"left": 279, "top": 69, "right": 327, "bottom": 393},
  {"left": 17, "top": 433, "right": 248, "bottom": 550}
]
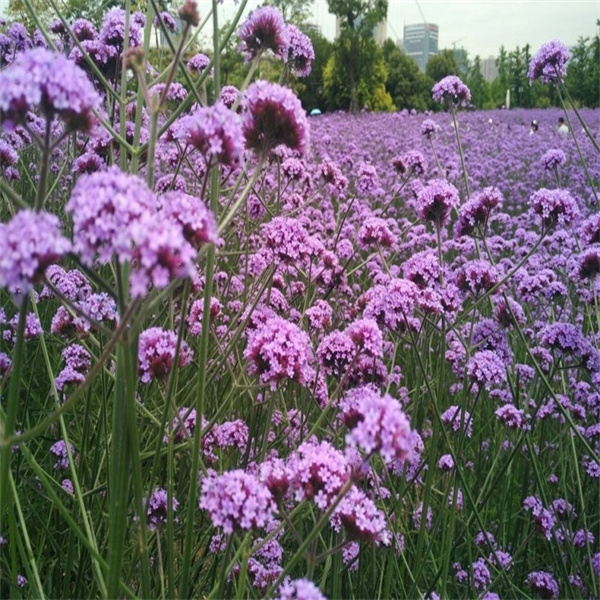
[
  {"left": 318, "top": 158, "right": 348, "bottom": 193},
  {"left": 237, "top": 6, "right": 289, "bottom": 62},
  {"left": 286, "top": 24, "right": 314, "bottom": 77},
  {"left": 17, "top": 574, "right": 27, "bottom": 588},
  {"left": 199, "top": 469, "right": 277, "bottom": 534},
  {"left": 540, "top": 148, "right": 566, "bottom": 172},
  {"left": 138, "top": 327, "right": 194, "bottom": 384},
  {"left": 0, "top": 210, "right": 71, "bottom": 296},
  {"left": 8, "top": 23, "right": 32, "bottom": 51},
  {"left": 421, "top": 118, "right": 438, "bottom": 137},
  {"left": 576, "top": 245, "right": 600, "bottom": 280},
  {"left": 175, "top": 102, "right": 244, "bottom": 168},
  {"left": 288, "top": 440, "right": 350, "bottom": 509},
  {"left": 261, "top": 216, "right": 317, "bottom": 263},
  {"left": 142, "top": 487, "right": 179, "bottom": 531},
  {"left": 0, "top": 352, "right": 12, "bottom": 379},
  {"left": 330, "top": 485, "right": 391, "bottom": 545},
  {"left": 358, "top": 217, "right": 395, "bottom": 248},
  {"left": 453, "top": 186, "right": 502, "bottom": 238},
  {"left": 362, "top": 277, "right": 419, "bottom": 331},
  {"left": 438, "top": 454, "right": 454, "bottom": 471},
  {"left": 341, "top": 385, "right": 414, "bottom": 465},
  {"left": 527, "top": 570, "right": 559, "bottom": 598},
  {"left": 243, "top": 80, "right": 309, "bottom": 156},
  {"left": 530, "top": 188, "right": 579, "bottom": 229},
  {"left": 495, "top": 404, "right": 529, "bottom": 430},
  {"left": 441, "top": 405, "right": 473, "bottom": 438},
  {"left": 129, "top": 213, "right": 198, "bottom": 297},
  {"left": 50, "top": 440, "right": 75, "bottom": 470},
  {"left": 416, "top": 179, "right": 460, "bottom": 228},
  {"left": 528, "top": 40, "right": 570, "bottom": 84},
  {"left": 0, "top": 48, "right": 100, "bottom": 132},
  {"left": 244, "top": 315, "right": 315, "bottom": 390},
  {"left": 276, "top": 578, "right": 326, "bottom": 600},
  {"left": 219, "top": 85, "right": 245, "bottom": 113},
  {"left": 187, "top": 52, "right": 212, "bottom": 76},
  {"left": 317, "top": 329, "right": 355, "bottom": 376},
  {"left": 346, "top": 318, "right": 383, "bottom": 358},
  {"left": 154, "top": 11, "right": 178, "bottom": 32},
  {"left": 432, "top": 75, "right": 471, "bottom": 107},
  {"left": 100, "top": 8, "right": 144, "bottom": 51},
  {"left": 159, "top": 191, "right": 217, "bottom": 249},
  {"left": 71, "top": 19, "right": 98, "bottom": 42},
  {"left": 66, "top": 167, "right": 157, "bottom": 266},
  {"left": 455, "top": 259, "right": 499, "bottom": 296},
  {"left": 392, "top": 150, "right": 427, "bottom": 177}
]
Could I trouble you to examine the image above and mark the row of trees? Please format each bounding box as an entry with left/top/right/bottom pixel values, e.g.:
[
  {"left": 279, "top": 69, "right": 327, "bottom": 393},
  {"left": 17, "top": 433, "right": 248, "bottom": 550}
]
[{"left": 7, "top": 0, "right": 600, "bottom": 112}]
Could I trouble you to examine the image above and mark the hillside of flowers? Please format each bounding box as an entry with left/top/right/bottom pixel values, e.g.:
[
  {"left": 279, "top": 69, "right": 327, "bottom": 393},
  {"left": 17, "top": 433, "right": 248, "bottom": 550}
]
[{"left": 0, "top": 2, "right": 599, "bottom": 599}]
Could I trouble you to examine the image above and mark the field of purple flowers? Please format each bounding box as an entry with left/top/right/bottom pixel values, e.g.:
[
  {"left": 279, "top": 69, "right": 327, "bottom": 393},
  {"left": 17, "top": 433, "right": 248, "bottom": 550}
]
[{"left": 0, "top": 2, "right": 599, "bottom": 599}]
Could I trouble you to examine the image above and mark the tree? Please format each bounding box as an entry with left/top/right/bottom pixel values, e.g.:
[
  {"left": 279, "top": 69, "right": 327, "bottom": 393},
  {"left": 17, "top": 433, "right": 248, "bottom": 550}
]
[
  {"left": 381, "top": 39, "right": 431, "bottom": 111},
  {"left": 466, "top": 55, "right": 490, "bottom": 109},
  {"left": 262, "top": 0, "right": 313, "bottom": 25},
  {"left": 323, "top": 35, "right": 393, "bottom": 112},
  {"left": 425, "top": 48, "right": 459, "bottom": 83},
  {"left": 326, "top": 0, "right": 388, "bottom": 112},
  {"left": 566, "top": 33, "right": 600, "bottom": 107}
]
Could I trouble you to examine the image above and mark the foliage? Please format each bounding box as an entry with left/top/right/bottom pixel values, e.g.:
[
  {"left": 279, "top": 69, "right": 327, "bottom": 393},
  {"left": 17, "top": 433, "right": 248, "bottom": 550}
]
[
  {"left": 262, "top": 0, "right": 313, "bottom": 25},
  {"left": 565, "top": 32, "right": 600, "bottom": 108},
  {"left": 325, "top": 0, "right": 388, "bottom": 112},
  {"left": 381, "top": 39, "right": 432, "bottom": 111},
  {"left": 466, "top": 55, "right": 490, "bottom": 108},
  {"left": 323, "top": 35, "right": 393, "bottom": 111},
  {"left": 425, "top": 48, "right": 460, "bottom": 84}
]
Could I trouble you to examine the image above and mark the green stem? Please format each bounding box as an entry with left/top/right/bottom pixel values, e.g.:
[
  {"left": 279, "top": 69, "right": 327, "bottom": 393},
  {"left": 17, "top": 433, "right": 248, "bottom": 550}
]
[{"left": 34, "top": 119, "right": 52, "bottom": 211}]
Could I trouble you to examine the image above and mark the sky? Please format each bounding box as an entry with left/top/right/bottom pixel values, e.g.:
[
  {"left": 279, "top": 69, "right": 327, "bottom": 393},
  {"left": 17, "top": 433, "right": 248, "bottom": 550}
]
[
  {"left": 200, "top": 0, "right": 599, "bottom": 59},
  {"left": 0, "top": 0, "right": 596, "bottom": 59}
]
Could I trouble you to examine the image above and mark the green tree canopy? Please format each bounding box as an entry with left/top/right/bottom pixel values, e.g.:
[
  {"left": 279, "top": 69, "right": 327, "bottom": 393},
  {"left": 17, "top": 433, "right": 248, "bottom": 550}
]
[
  {"left": 323, "top": 35, "right": 393, "bottom": 112},
  {"left": 425, "top": 48, "right": 460, "bottom": 83},
  {"left": 381, "top": 39, "right": 431, "bottom": 111}
]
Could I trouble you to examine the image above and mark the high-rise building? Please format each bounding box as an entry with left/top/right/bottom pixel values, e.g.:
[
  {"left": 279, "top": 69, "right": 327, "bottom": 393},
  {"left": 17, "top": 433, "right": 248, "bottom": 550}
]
[
  {"left": 480, "top": 56, "right": 499, "bottom": 82},
  {"left": 403, "top": 23, "right": 438, "bottom": 71}
]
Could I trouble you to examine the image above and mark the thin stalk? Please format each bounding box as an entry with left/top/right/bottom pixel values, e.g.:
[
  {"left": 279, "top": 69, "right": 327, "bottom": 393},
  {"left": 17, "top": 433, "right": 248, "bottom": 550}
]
[
  {"left": 451, "top": 106, "right": 470, "bottom": 199},
  {"left": 34, "top": 119, "right": 53, "bottom": 211}
]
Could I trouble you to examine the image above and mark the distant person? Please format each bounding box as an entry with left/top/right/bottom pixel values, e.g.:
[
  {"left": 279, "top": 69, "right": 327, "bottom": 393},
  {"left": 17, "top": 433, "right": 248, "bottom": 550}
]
[
  {"left": 530, "top": 120, "right": 539, "bottom": 135},
  {"left": 557, "top": 117, "right": 569, "bottom": 136}
]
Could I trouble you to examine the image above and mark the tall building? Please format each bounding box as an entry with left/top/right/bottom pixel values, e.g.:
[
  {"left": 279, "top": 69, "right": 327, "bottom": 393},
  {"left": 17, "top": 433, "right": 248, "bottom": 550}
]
[
  {"left": 480, "top": 56, "right": 499, "bottom": 82},
  {"left": 403, "top": 23, "right": 438, "bottom": 71}
]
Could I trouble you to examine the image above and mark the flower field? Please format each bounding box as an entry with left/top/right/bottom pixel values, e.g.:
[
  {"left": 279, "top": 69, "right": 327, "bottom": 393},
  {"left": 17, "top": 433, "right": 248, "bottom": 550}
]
[{"left": 0, "top": 3, "right": 599, "bottom": 599}]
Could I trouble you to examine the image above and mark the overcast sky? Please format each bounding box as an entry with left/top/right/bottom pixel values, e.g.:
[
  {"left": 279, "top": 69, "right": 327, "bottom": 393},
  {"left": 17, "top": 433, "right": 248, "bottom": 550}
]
[{"left": 201, "top": 0, "right": 599, "bottom": 59}]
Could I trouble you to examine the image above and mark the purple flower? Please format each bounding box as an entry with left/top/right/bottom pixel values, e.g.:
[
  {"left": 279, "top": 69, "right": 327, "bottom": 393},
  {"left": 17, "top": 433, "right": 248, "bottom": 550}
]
[
  {"left": 440, "top": 405, "right": 473, "bottom": 438},
  {"left": 276, "top": 578, "right": 326, "bottom": 600},
  {"left": 528, "top": 40, "right": 570, "bottom": 84},
  {"left": 540, "top": 148, "right": 566, "bottom": 172},
  {"left": 317, "top": 329, "right": 355, "bottom": 376},
  {"left": 219, "top": 85, "right": 245, "bottom": 112},
  {"left": 530, "top": 188, "right": 579, "bottom": 229},
  {"left": 0, "top": 352, "right": 12, "bottom": 379},
  {"left": 358, "top": 217, "right": 395, "bottom": 248},
  {"left": 577, "top": 246, "right": 600, "bottom": 280},
  {"left": 99, "top": 8, "right": 144, "bottom": 51},
  {"left": 142, "top": 487, "right": 179, "bottom": 531},
  {"left": 71, "top": 18, "right": 98, "bottom": 42},
  {"left": 17, "top": 574, "right": 27, "bottom": 588},
  {"left": 391, "top": 150, "right": 427, "bottom": 177},
  {"left": 526, "top": 570, "right": 559, "bottom": 598},
  {"left": 199, "top": 469, "right": 276, "bottom": 534},
  {"left": 260, "top": 216, "right": 317, "bottom": 263},
  {"left": 61, "top": 479, "right": 74, "bottom": 495},
  {"left": 187, "top": 52, "right": 212, "bottom": 76},
  {"left": 524, "top": 496, "right": 556, "bottom": 540},
  {"left": 306, "top": 299, "right": 333, "bottom": 331},
  {"left": 416, "top": 179, "right": 460, "bottom": 228},
  {"left": 237, "top": 6, "right": 288, "bottom": 62},
  {"left": 355, "top": 162, "right": 382, "bottom": 196},
  {"left": 138, "top": 327, "right": 194, "bottom": 384},
  {"left": 286, "top": 24, "right": 314, "bottom": 77},
  {"left": 453, "top": 186, "right": 502, "bottom": 238},
  {"left": 66, "top": 167, "right": 157, "bottom": 266},
  {"left": 438, "top": 454, "right": 454, "bottom": 471},
  {"left": 432, "top": 75, "right": 471, "bottom": 106},
  {"left": 50, "top": 440, "right": 75, "bottom": 470},
  {"left": 243, "top": 80, "right": 309, "bottom": 156},
  {"left": 495, "top": 404, "right": 529, "bottom": 430},
  {"left": 0, "top": 48, "right": 100, "bottom": 132},
  {"left": 454, "top": 259, "right": 499, "bottom": 296},
  {"left": 362, "top": 278, "right": 419, "bottom": 331},
  {"left": 174, "top": 102, "right": 243, "bottom": 167},
  {"left": 186, "top": 296, "right": 222, "bottom": 337},
  {"left": 330, "top": 485, "right": 391, "bottom": 545},
  {"left": 341, "top": 385, "right": 414, "bottom": 465},
  {"left": 421, "top": 118, "right": 438, "bottom": 138},
  {"left": 0, "top": 210, "right": 71, "bottom": 296},
  {"left": 244, "top": 315, "right": 315, "bottom": 390},
  {"left": 154, "top": 11, "right": 178, "bottom": 32},
  {"left": 288, "top": 440, "right": 350, "bottom": 509}
]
